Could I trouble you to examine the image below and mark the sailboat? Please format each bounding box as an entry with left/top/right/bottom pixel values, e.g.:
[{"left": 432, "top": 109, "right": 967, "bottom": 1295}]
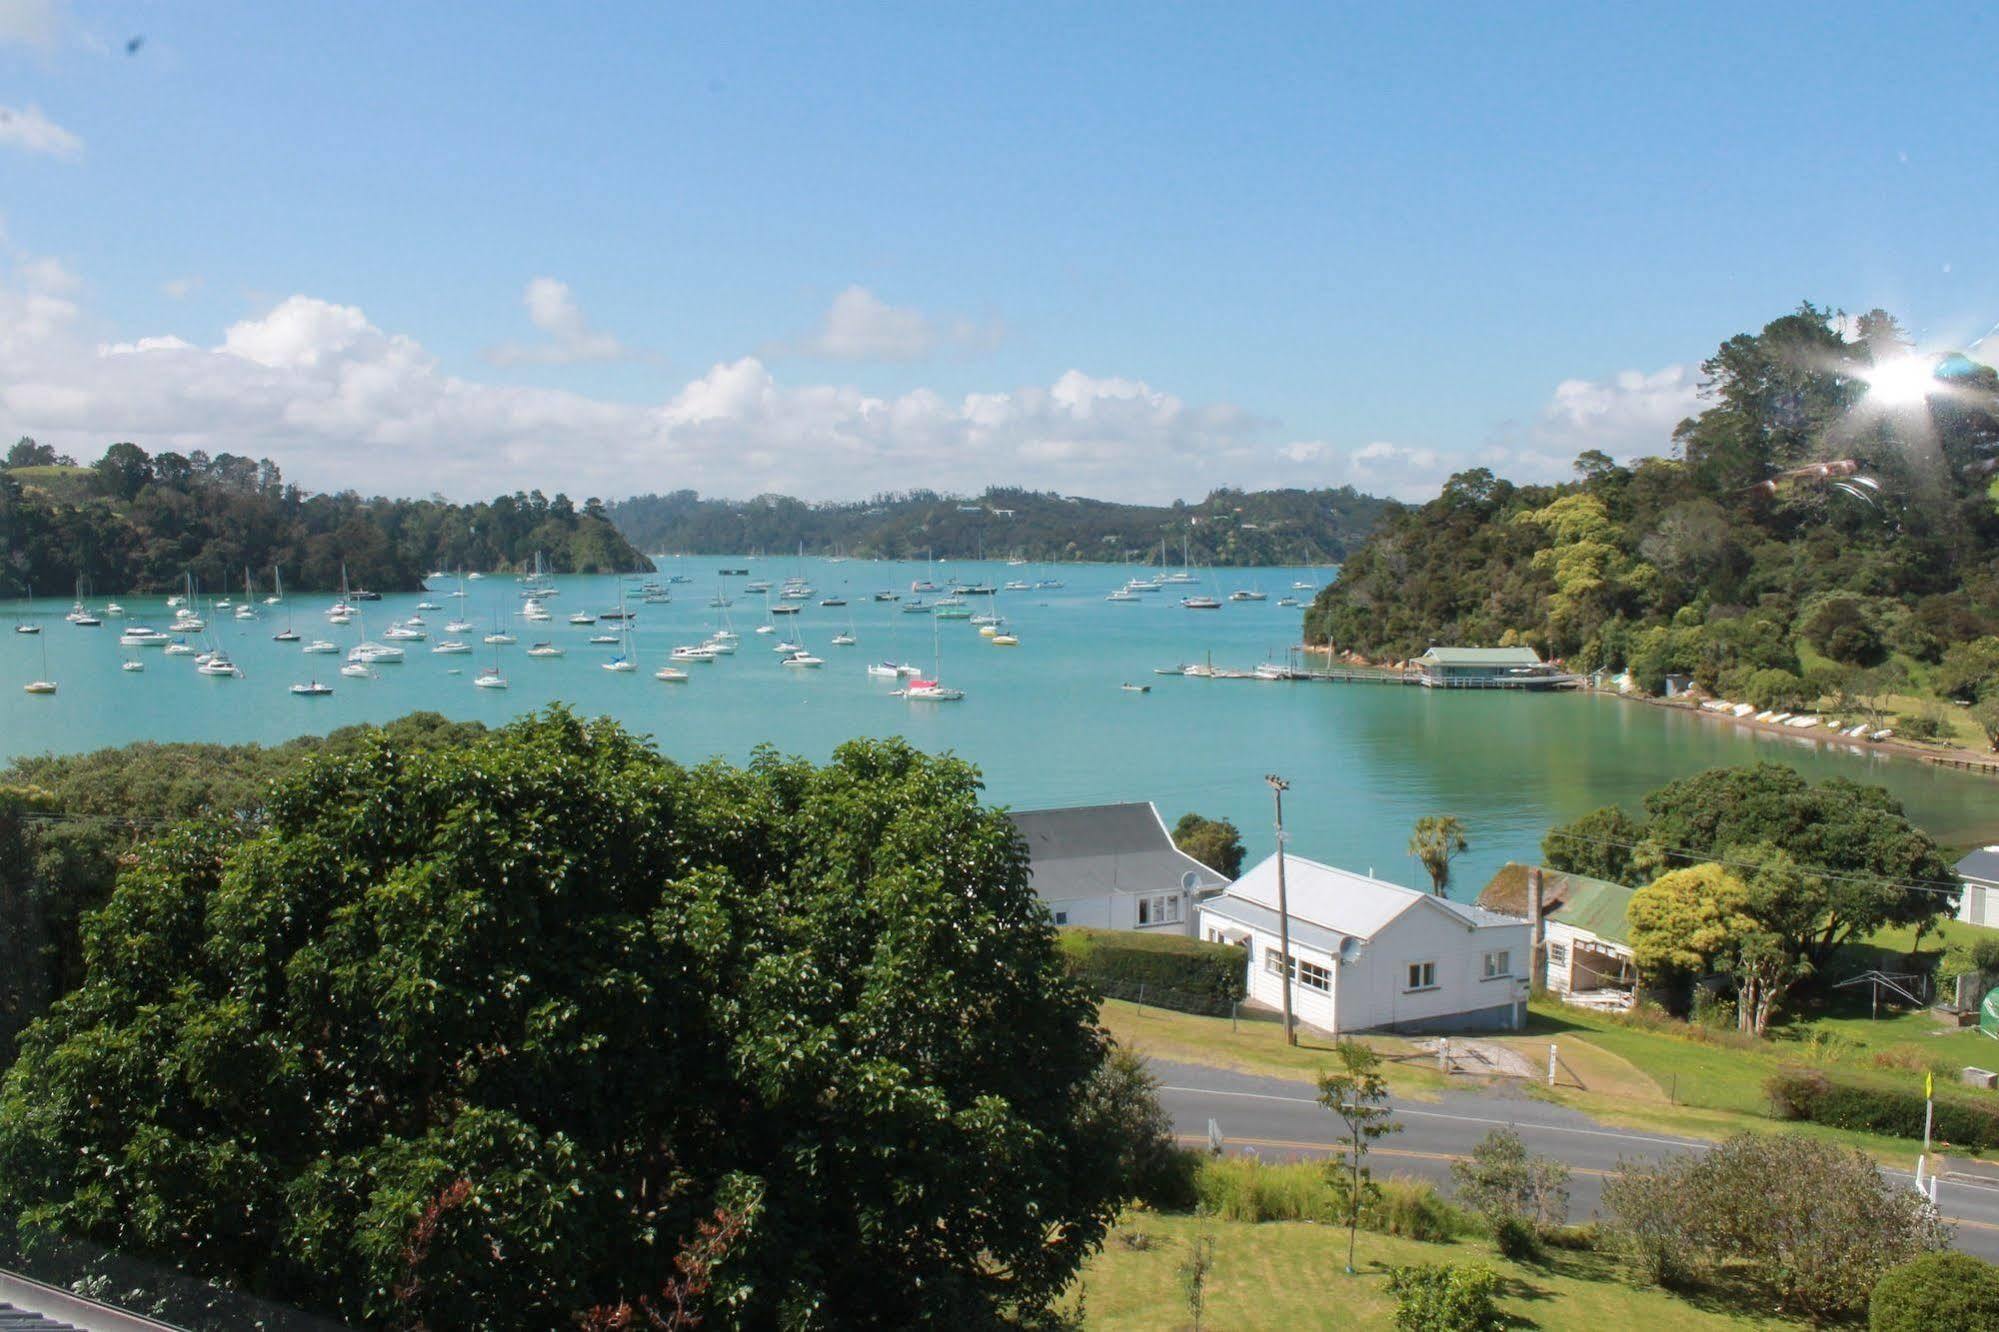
[
  {"left": 602, "top": 587, "right": 636, "bottom": 671},
  {"left": 272, "top": 569, "right": 301, "bottom": 640},
  {"left": 14, "top": 583, "right": 40, "bottom": 634},
  {"left": 23, "top": 630, "right": 56, "bottom": 693},
  {"left": 475, "top": 642, "right": 509, "bottom": 689},
  {"left": 900, "top": 611, "right": 963, "bottom": 701},
  {"left": 265, "top": 563, "right": 284, "bottom": 605},
  {"left": 831, "top": 604, "right": 857, "bottom": 647}
]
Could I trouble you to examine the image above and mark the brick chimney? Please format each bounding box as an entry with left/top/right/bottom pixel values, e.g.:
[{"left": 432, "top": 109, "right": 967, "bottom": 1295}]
[{"left": 1526, "top": 866, "right": 1546, "bottom": 989}]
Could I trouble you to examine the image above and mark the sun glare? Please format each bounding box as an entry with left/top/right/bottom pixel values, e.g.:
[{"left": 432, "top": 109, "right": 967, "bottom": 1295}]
[{"left": 1861, "top": 354, "right": 1939, "bottom": 407}]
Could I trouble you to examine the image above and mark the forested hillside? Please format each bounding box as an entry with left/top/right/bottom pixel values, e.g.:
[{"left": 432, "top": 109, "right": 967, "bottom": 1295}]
[
  {"left": 1305, "top": 305, "right": 1999, "bottom": 717},
  {"left": 606, "top": 484, "right": 1389, "bottom": 566},
  {"left": 1, "top": 439, "right": 650, "bottom": 594}
]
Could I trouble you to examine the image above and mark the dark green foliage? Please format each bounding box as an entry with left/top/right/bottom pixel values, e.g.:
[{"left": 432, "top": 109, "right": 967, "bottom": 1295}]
[
  {"left": 1449, "top": 1128, "right": 1570, "bottom": 1238},
  {"left": 1385, "top": 1263, "right": 1505, "bottom": 1332},
  {"left": 0, "top": 715, "right": 486, "bottom": 1063},
  {"left": 1869, "top": 1252, "right": 1999, "bottom": 1331},
  {"left": 0, "top": 713, "right": 1125, "bottom": 1328},
  {"left": 1937, "top": 637, "right": 1999, "bottom": 703},
  {"left": 1082, "top": 1046, "right": 1198, "bottom": 1209},
  {"left": 1545, "top": 763, "right": 1957, "bottom": 969},
  {"left": 1172, "top": 812, "right": 1245, "bottom": 878},
  {"left": 1603, "top": 1131, "right": 1948, "bottom": 1320},
  {"left": 607, "top": 484, "right": 1390, "bottom": 566},
  {"left": 1055, "top": 926, "right": 1247, "bottom": 1016},
  {"left": 1490, "top": 1216, "right": 1539, "bottom": 1263},
  {"left": 1766, "top": 1068, "right": 1999, "bottom": 1149},
  {"left": 1540, "top": 804, "right": 1640, "bottom": 883},
  {"left": 1303, "top": 305, "right": 1999, "bottom": 699},
  {"left": 3, "top": 440, "right": 649, "bottom": 596}
]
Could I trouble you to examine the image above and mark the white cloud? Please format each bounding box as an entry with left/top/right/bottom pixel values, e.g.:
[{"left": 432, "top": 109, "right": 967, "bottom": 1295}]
[
  {"left": 161, "top": 276, "right": 202, "bottom": 300},
  {"left": 787, "top": 284, "right": 1001, "bottom": 362},
  {"left": 1477, "top": 362, "right": 1704, "bottom": 485},
  {"left": 0, "top": 103, "right": 81, "bottom": 158},
  {"left": 483, "top": 277, "right": 632, "bottom": 365},
  {"left": 0, "top": 0, "right": 61, "bottom": 48}
]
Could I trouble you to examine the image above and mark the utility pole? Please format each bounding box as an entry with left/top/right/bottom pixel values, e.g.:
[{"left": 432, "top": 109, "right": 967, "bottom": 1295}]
[{"left": 1267, "top": 774, "right": 1296, "bottom": 1046}]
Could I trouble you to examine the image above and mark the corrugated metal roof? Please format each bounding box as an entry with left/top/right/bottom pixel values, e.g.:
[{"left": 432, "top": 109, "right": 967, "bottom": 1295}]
[
  {"left": 1224, "top": 854, "right": 1521, "bottom": 939},
  {"left": 0, "top": 1306, "right": 80, "bottom": 1332},
  {"left": 1476, "top": 863, "right": 1635, "bottom": 946},
  {"left": 1957, "top": 847, "right": 1999, "bottom": 885},
  {"left": 1417, "top": 647, "right": 1545, "bottom": 666},
  {"left": 1008, "top": 803, "right": 1230, "bottom": 900}
]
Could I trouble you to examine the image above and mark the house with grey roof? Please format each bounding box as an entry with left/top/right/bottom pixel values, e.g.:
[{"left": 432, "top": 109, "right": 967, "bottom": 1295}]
[
  {"left": 1956, "top": 847, "right": 1999, "bottom": 928},
  {"left": 1199, "top": 853, "right": 1530, "bottom": 1034},
  {"left": 1008, "top": 802, "right": 1230, "bottom": 936},
  {"left": 1479, "top": 863, "right": 1637, "bottom": 1009},
  {"left": 1412, "top": 646, "right": 1567, "bottom": 689}
]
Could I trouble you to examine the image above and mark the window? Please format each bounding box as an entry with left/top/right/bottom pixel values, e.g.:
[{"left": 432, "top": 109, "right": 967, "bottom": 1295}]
[
  {"left": 1052, "top": 911, "right": 1068, "bottom": 925},
  {"left": 1405, "top": 961, "right": 1437, "bottom": 991},
  {"left": 1136, "top": 893, "right": 1181, "bottom": 926},
  {"left": 1264, "top": 952, "right": 1332, "bottom": 993},
  {"left": 1547, "top": 941, "right": 1568, "bottom": 968},
  {"left": 1482, "top": 950, "right": 1512, "bottom": 979}
]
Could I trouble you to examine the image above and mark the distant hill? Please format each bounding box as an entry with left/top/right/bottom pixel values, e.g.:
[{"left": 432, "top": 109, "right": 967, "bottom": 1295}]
[
  {"left": 2, "top": 439, "right": 651, "bottom": 595},
  {"left": 605, "top": 485, "right": 1389, "bottom": 566}
]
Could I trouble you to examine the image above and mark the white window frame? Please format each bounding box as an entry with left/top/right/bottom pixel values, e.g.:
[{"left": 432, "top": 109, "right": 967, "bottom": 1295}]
[
  {"left": 1405, "top": 960, "right": 1437, "bottom": 992},
  {"left": 1137, "top": 893, "right": 1182, "bottom": 927},
  {"left": 1482, "top": 950, "right": 1512, "bottom": 980}
]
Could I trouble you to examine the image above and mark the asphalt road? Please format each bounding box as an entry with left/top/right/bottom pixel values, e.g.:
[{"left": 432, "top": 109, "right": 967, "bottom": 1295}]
[{"left": 1153, "top": 1058, "right": 1999, "bottom": 1260}]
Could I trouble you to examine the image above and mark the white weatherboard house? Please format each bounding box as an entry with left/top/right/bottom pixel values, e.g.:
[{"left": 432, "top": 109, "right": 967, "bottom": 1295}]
[
  {"left": 1199, "top": 854, "right": 1531, "bottom": 1033},
  {"left": 1008, "top": 802, "right": 1232, "bottom": 935},
  {"left": 1955, "top": 847, "right": 1999, "bottom": 928}
]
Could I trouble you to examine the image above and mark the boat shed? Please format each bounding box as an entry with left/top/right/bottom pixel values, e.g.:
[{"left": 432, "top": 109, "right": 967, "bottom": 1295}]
[{"left": 1413, "top": 646, "right": 1565, "bottom": 688}]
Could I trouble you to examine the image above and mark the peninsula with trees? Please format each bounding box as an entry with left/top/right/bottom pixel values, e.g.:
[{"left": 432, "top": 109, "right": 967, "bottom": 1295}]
[{"left": 2, "top": 438, "right": 651, "bottom": 596}]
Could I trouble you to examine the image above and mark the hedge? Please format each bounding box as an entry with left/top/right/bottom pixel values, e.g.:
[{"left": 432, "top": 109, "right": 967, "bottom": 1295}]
[
  {"left": 1767, "top": 1067, "right": 1999, "bottom": 1151},
  {"left": 1056, "top": 926, "right": 1247, "bottom": 1017}
]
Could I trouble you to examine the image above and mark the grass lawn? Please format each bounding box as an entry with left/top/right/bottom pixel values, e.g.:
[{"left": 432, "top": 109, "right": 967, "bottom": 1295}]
[
  {"left": 1066, "top": 1211, "right": 1801, "bottom": 1330},
  {"left": 1098, "top": 998, "right": 1451, "bottom": 1099}
]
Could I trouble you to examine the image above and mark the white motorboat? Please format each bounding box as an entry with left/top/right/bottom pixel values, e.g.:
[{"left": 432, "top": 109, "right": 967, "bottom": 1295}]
[
  {"left": 568, "top": 612, "right": 597, "bottom": 625},
  {"left": 446, "top": 618, "right": 475, "bottom": 633},
  {"left": 526, "top": 642, "right": 565, "bottom": 658},
  {"left": 122, "top": 659, "right": 145, "bottom": 672},
  {"left": 830, "top": 631, "right": 856, "bottom": 646},
  {"left": 522, "top": 598, "right": 551, "bottom": 622},
  {"left": 339, "top": 662, "right": 374, "bottom": 679},
  {"left": 348, "top": 642, "right": 405, "bottom": 664},
  {"left": 702, "top": 636, "right": 737, "bottom": 654},
  {"left": 416, "top": 601, "right": 441, "bottom": 611},
  {"left": 1105, "top": 588, "right": 1141, "bottom": 603},
  {"left": 589, "top": 632, "right": 620, "bottom": 645},
  {"left": 867, "top": 661, "right": 904, "bottom": 679},
  {"left": 1182, "top": 596, "right": 1222, "bottom": 610},
  {"left": 291, "top": 681, "right": 334, "bottom": 696},
  {"left": 654, "top": 665, "right": 689, "bottom": 682},
  {"left": 991, "top": 633, "right": 1019, "bottom": 646},
  {"left": 484, "top": 631, "right": 517, "bottom": 645},
  {"left": 163, "top": 640, "right": 196, "bottom": 656},
  {"left": 197, "top": 655, "right": 243, "bottom": 678},
  {"left": 302, "top": 639, "right": 338, "bottom": 654},
  {"left": 120, "top": 627, "right": 171, "bottom": 647},
  {"left": 433, "top": 640, "right": 473, "bottom": 654},
  {"left": 670, "top": 645, "right": 717, "bottom": 663},
  {"left": 772, "top": 640, "right": 802, "bottom": 654},
  {"left": 781, "top": 650, "right": 824, "bottom": 668},
  {"left": 105, "top": 601, "right": 125, "bottom": 616},
  {"left": 1228, "top": 589, "right": 1268, "bottom": 602},
  {"left": 23, "top": 680, "right": 56, "bottom": 695},
  {"left": 383, "top": 623, "right": 427, "bottom": 641}
]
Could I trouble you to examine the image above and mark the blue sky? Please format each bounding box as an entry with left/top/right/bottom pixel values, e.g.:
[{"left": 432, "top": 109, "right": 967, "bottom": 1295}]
[{"left": 0, "top": 1, "right": 1991, "bottom": 501}]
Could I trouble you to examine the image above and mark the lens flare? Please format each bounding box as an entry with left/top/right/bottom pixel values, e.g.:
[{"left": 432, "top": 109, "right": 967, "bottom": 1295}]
[{"left": 1861, "top": 354, "right": 1940, "bottom": 407}]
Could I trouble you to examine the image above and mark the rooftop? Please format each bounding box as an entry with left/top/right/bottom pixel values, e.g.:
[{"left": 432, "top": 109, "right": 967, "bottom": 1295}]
[
  {"left": 1417, "top": 646, "right": 1546, "bottom": 667},
  {"left": 1008, "top": 802, "right": 1230, "bottom": 900},
  {"left": 1221, "top": 853, "right": 1521, "bottom": 940},
  {"left": 1477, "top": 863, "right": 1637, "bottom": 946},
  {"left": 1957, "top": 846, "right": 1999, "bottom": 885}
]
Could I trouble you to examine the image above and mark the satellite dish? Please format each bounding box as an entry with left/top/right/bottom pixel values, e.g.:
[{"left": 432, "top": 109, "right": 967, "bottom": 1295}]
[
  {"left": 1182, "top": 871, "right": 1201, "bottom": 891},
  {"left": 1337, "top": 937, "right": 1362, "bottom": 966}
]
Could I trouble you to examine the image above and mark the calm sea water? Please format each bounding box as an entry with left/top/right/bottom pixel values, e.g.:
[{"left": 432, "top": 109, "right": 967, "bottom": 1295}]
[{"left": 5, "top": 558, "right": 1995, "bottom": 901}]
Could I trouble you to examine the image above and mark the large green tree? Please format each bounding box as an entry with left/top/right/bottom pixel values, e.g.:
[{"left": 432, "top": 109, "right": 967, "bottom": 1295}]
[
  {"left": 1546, "top": 763, "right": 1956, "bottom": 967},
  {"left": 0, "top": 711, "right": 1127, "bottom": 1328},
  {"left": 1172, "top": 812, "right": 1246, "bottom": 879}
]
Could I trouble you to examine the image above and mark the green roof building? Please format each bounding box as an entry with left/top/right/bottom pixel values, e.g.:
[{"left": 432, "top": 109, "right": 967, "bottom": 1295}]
[{"left": 1413, "top": 646, "right": 1568, "bottom": 689}]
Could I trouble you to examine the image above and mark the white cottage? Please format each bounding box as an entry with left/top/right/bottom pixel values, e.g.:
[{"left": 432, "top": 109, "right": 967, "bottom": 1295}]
[
  {"left": 1009, "top": 802, "right": 1232, "bottom": 935},
  {"left": 1477, "top": 864, "right": 1637, "bottom": 1010},
  {"left": 1956, "top": 848, "right": 1999, "bottom": 928},
  {"left": 1199, "top": 853, "right": 1530, "bottom": 1033}
]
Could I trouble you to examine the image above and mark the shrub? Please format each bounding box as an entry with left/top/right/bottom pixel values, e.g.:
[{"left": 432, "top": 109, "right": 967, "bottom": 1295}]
[
  {"left": 1893, "top": 711, "right": 1946, "bottom": 741},
  {"left": 1056, "top": 927, "right": 1246, "bottom": 1017},
  {"left": 1491, "top": 1215, "right": 1539, "bottom": 1263},
  {"left": 1366, "top": 1175, "right": 1466, "bottom": 1243},
  {"left": 1766, "top": 1068, "right": 1999, "bottom": 1150},
  {"left": 1386, "top": 1263, "right": 1505, "bottom": 1332},
  {"left": 1604, "top": 1132, "right": 1949, "bottom": 1320},
  {"left": 1869, "top": 1251, "right": 1999, "bottom": 1331},
  {"left": 1449, "top": 1127, "right": 1570, "bottom": 1234}
]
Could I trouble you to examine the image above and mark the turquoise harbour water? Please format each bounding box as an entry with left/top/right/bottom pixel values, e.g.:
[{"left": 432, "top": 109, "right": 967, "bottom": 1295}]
[{"left": 5, "top": 558, "right": 1996, "bottom": 901}]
